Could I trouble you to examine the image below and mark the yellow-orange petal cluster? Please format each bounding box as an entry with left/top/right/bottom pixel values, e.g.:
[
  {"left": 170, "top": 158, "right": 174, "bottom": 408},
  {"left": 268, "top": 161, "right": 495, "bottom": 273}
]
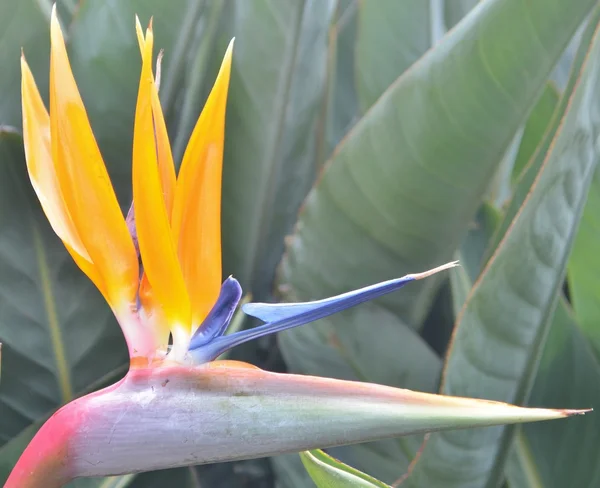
[{"left": 20, "top": 5, "right": 233, "bottom": 361}]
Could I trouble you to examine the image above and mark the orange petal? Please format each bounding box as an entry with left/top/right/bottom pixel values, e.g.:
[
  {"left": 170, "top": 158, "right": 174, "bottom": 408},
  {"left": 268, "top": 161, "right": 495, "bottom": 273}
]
[
  {"left": 22, "top": 52, "right": 108, "bottom": 300},
  {"left": 132, "top": 23, "right": 191, "bottom": 352},
  {"left": 134, "top": 17, "right": 176, "bottom": 215},
  {"left": 171, "top": 40, "right": 234, "bottom": 326},
  {"left": 49, "top": 7, "right": 138, "bottom": 307}
]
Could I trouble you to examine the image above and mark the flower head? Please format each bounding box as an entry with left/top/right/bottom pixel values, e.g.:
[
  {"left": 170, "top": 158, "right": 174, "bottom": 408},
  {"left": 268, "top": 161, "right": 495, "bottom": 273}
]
[{"left": 20, "top": 6, "right": 456, "bottom": 366}]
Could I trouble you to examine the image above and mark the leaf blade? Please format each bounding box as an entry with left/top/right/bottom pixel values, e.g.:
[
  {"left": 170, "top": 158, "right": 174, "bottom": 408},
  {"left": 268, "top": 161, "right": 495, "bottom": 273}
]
[{"left": 406, "top": 10, "right": 600, "bottom": 487}]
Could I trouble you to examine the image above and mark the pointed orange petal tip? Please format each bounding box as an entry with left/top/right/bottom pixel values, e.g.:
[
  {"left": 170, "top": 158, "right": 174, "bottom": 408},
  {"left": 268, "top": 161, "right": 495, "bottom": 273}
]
[
  {"left": 49, "top": 0, "right": 139, "bottom": 307},
  {"left": 135, "top": 15, "right": 145, "bottom": 52}
]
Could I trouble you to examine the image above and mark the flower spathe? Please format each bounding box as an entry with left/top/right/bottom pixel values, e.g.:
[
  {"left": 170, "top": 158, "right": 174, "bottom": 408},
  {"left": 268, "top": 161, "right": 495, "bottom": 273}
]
[{"left": 20, "top": 6, "right": 458, "bottom": 366}]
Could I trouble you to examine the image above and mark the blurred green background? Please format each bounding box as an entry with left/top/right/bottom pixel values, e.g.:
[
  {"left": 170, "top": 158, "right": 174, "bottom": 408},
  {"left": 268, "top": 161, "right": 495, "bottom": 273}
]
[{"left": 1, "top": 0, "right": 600, "bottom": 486}]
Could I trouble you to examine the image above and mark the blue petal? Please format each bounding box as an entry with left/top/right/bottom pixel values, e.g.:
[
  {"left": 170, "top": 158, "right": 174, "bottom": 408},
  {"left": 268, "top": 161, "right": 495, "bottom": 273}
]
[
  {"left": 190, "top": 276, "right": 413, "bottom": 363},
  {"left": 188, "top": 276, "right": 242, "bottom": 350},
  {"left": 188, "top": 262, "right": 458, "bottom": 363}
]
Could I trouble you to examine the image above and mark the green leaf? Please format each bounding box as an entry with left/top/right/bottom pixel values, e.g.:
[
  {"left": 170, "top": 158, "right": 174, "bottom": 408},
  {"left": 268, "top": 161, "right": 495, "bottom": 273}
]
[
  {"left": 484, "top": 9, "right": 595, "bottom": 266},
  {"left": 512, "top": 83, "right": 560, "bottom": 183},
  {"left": 0, "top": 130, "right": 128, "bottom": 449},
  {"left": 170, "top": 0, "right": 225, "bottom": 164},
  {"left": 279, "top": 0, "right": 595, "bottom": 336},
  {"left": 568, "top": 165, "right": 600, "bottom": 358},
  {"left": 0, "top": 0, "right": 49, "bottom": 127},
  {"left": 406, "top": 8, "right": 600, "bottom": 486},
  {"left": 300, "top": 450, "right": 390, "bottom": 488},
  {"left": 220, "top": 0, "right": 335, "bottom": 297},
  {"left": 444, "top": 0, "right": 479, "bottom": 30},
  {"left": 355, "top": 0, "right": 431, "bottom": 111},
  {"left": 506, "top": 300, "right": 600, "bottom": 488},
  {"left": 317, "top": 0, "right": 359, "bottom": 164},
  {"left": 66, "top": 0, "right": 197, "bottom": 203},
  {"left": 460, "top": 203, "right": 502, "bottom": 283}
]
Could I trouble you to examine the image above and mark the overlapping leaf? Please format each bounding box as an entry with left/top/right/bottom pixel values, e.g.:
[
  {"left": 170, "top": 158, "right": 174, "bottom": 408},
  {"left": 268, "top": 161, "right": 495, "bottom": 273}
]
[
  {"left": 406, "top": 8, "right": 600, "bottom": 486},
  {"left": 279, "top": 0, "right": 595, "bottom": 333},
  {"left": 220, "top": 0, "right": 335, "bottom": 297},
  {"left": 300, "top": 450, "right": 390, "bottom": 488},
  {"left": 0, "top": 0, "right": 49, "bottom": 127}
]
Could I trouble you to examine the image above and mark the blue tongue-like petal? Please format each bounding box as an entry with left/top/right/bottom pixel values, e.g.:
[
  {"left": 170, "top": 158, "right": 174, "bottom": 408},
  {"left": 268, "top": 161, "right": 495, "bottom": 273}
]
[
  {"left": 188, "top": 276, "right": 242, "bottom": 349},
  {"left": 188, "top": 262, "right": 458, "bottom": 363}
]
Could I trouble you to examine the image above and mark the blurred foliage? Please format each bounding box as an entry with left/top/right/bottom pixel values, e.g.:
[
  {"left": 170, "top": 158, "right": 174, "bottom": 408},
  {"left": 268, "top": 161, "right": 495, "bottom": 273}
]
[{"left": 1, "top": 0, "right": 600, "bottom": 486}]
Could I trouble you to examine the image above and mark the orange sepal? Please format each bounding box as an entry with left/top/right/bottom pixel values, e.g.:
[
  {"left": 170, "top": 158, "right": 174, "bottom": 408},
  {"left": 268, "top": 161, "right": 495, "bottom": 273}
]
[
  {"left": 132, "top": 22, "right": 191, "bottom": 353},
  {"left": 48, "top": 7, "right": 138, "bottom": 307},
  {"left": 172, "top": 40, "right": 234, "bottom": 327}
]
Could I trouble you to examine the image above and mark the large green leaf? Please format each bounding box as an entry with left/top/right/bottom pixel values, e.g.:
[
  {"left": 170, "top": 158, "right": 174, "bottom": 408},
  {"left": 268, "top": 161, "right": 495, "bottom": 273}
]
[
  {"left": 318, "top": 0, "right": 359, "bottom": 164},
  {"left": 220, "top": 0, "right": 335, "bottom": 297},
  {"left": 406, "top": 9, "right": 600, "bottom": 486},
  {"left": 67, "top": 0, "right": 197, "bottom": 203},
  {"left": 0, "top": 130, "right": 128, "bottom": 449},
  {"left": 506, "top": 300, "right": 600, "bottom": 488},
  {"left": 484, "top": 9, "right": 595, "bottom": 266},
  {"left": 279, "top": 0, "right": 595, "bottom": 334},
  {"left": 355, "top": 0, "right": 430, "bottom": 111},
  {"left": 568, "top": 162, "right": 600, "bottom": 358},
  {"left": 444, "top": 0, "right": 480, "bottom": 30},
  {"left": 0, "top": 0, "right": 49, "bottom": 127},
  {"left": 511, "top": 83, "right": 559, "bottom": 183},
  {"left": 452, "top": 229, "right": 600, "bottom": 488},
  {"left": 354, "top": 0, "right": 481, "bottom": 113},
  {"left": 300, "top": 450, "right": 390, "bottom": 488}
]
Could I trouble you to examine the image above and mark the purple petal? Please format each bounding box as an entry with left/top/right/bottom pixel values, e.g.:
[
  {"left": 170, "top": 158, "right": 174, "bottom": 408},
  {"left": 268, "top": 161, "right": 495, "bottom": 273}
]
[{"left": 188, "top": 277, "right": 242, "bottom": 349}]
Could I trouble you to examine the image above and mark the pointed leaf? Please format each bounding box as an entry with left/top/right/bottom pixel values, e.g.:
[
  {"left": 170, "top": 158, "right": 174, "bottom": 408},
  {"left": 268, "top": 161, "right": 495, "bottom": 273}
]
[
  {"left": 300, "top": 449, "right": 390, "bottom": 488},
  {"left": 279, "top": 0, "right": 596, "bottom": 337},
  {"left": 569, "top": 169, "right": 600, "bottom": 357},
  {"left": 355, "top": 0, "right": 431, "bottom": 111},
  {"left": 484, "top": 8, "right": 597, "bottom": 266},
  {"left": 0, "top": 0, "right": 49, "bottom": 127},
  {"left": 444, "top": 0, "right": 479, "bottom": 30},
  {"left": 317, "top": 0, "right": 360, "bottom": 164},
  {"left": 505, "top": 300, "right": 600, "bottom": 488},
  {"left": 512, "top": 83, "right": 559, "bottom": 183},
  {"left": 406, "top": 10, "right": 600, "bottom": 486},
  {"left": 220, "top": 0, "right": 335, "bottom": 297}
]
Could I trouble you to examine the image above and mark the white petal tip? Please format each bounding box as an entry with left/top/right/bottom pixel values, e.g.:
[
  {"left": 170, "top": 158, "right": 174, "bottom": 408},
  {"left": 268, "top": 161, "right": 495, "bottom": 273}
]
[{"left": 410, "top": 261, "right": 460, "bottom": 280}]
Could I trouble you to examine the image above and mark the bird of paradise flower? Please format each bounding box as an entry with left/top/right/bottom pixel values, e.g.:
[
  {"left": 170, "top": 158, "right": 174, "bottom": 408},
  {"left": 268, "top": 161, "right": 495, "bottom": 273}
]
[{"left": 6, "top": 7, "right": 589, "bottom": 488}]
